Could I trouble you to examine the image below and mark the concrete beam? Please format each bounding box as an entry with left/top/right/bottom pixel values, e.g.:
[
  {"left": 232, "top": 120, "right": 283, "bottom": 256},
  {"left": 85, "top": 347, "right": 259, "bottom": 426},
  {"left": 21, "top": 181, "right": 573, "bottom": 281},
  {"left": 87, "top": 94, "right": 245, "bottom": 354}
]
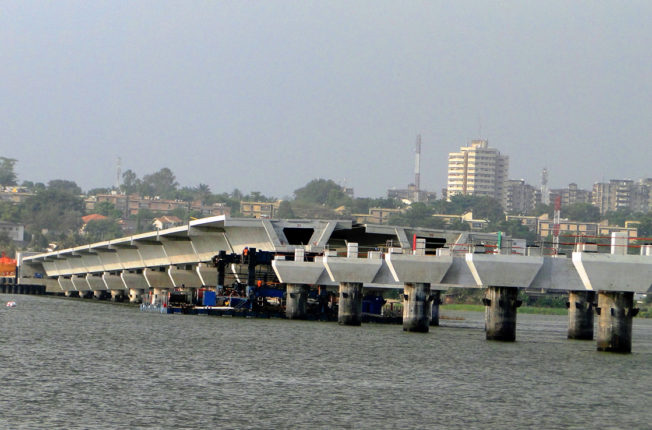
[
  {"left": 572, "top": 252, "right": 652, "bottom": 293},
  {"left": 530, "top": 256, "right": 585, "bottom": 291},
  {"left": 324, "top": 255, "right": 383, "bottom": 283},
  {"left": 466, "top": 254, "right": 543, "bottom": 288},
  {"left": 103, "top": 273, "right": 127, "bottom": 291},
  {"left": 86, "top": 274, "right": 107, "bottom": 291},
  {"left": 272, "top": 258, "right": 326, "bottom": 285},
  {"left": 58, "top": 276, "right": 74, "bottom": 292},
  {"left": 144, "top": 267, "right": 174, "bottom": 289},
  {"left": 71, "top": 275, "right": 90, "bottom": 292},
  {"left": 386, "top": 253, "right": 453, "bottom": 284},
  {"left": 168, "top": 266, "right": 202, "bottom": 288}
]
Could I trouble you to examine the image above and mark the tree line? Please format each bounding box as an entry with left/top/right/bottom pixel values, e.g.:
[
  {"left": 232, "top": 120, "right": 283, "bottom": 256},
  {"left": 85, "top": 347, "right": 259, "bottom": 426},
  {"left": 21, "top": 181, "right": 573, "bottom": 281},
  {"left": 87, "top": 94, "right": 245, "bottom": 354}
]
[{"left": 1, "top": 157, "right": 651, "bottom": 257}]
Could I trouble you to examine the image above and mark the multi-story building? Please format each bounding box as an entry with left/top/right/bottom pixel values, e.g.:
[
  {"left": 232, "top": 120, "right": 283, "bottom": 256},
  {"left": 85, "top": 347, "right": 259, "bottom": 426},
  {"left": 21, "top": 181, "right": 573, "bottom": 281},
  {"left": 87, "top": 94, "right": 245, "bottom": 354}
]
[
  {"left": 538, "top": 218, "right": 637, "bottom": 241},
  {"left": 446, "top": 140, "right": 509, "bottom": 203},
  {"left": 0, "top": 221, "right": 24, "bottom": 242},
  {"left": 85, "top": 194, "right": 231, "bottom": 218},
  {"left": 549, "top": 183, "right": 591, "bottom": 208},
  {"left": 239, "top": 201, "right": 281, "bottom": 219},
  {"left": 591, "top": 179, "right": 649, "bottom": 214},
  {"left": 503, "top": 179, "right": 540, "bottom": 214}
]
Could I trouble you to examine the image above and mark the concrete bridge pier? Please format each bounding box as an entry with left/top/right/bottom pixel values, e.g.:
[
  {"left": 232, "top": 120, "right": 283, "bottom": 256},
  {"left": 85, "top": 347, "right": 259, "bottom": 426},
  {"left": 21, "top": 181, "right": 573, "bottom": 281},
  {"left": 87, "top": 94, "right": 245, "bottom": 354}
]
[
  {"left": 596, "top": 291, "right": 637, "bottom": 353},
  {"left": 338, "top": 282, "right": 363, "bottom": 326},
  {"left": 429, "top": 290, "right": 442, "bottom": 327},
  {"left": 110, "top": 290, "right": 125, "bottom": 302},
  {"left": 285, "top": 284, "right": 309, "bottom": 319},
  {"left": 567, "top": 291, "right": 596, "bottom": 340},
  {"left": 483, "top": 286, "right": 521, "bottom": 341},
  {"left": 129, "top": 288, "right": 144, "bottom": 304},
  {"left": 93, "top": 290, "right": 104, "bottom": 299},
  {"left": 402, "top": 282, "right": 431, "bottom": 332}
]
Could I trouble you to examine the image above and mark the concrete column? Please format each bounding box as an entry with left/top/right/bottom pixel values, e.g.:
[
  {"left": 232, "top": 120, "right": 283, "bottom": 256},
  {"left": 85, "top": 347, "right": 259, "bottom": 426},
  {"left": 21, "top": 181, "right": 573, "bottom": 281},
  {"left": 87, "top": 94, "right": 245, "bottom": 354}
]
[
  {"left": 285, "top": 284, "right": 309, "bottom": 319},
  {"left": 429, "top": 290, "right": 442, "bottom": 327},
  {"left": 129, "top": 288, "right": 144, "bottom": 303},
  {"left": 93, "top": 290, "right": 104, "bottom": 299},
  {"left": 567, "top": 291, "right": 596, "bottom": 340},
  {"left": 483, "top": 286, "right": 521, "bottom": 341},
  {"left": 110, "top": 290, "right": 125, "bottom": 302},
  {"left": 338, "top": 282, "right": 363, "bottom": 326},
  {"left": 151, "top": 288, "right": 166, "bottom": 306},
  {"left": 596, "top": 291, "right": 637, "bottom": 353},
  {"left": 402, "top": 282, "right": 431, "bottom": 332}
]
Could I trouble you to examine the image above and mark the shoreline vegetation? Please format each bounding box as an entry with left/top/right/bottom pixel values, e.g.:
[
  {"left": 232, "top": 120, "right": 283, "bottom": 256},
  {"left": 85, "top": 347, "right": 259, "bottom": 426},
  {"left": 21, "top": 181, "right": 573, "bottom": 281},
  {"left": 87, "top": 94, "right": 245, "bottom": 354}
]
[{"left": 442, "top": 303, "right": 568, "bottom": 315}]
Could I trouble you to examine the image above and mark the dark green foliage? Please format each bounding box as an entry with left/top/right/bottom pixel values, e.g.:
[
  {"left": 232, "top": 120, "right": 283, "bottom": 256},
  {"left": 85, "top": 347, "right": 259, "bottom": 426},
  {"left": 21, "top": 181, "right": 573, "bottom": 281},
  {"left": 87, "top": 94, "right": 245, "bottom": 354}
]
[
  {"left": 294, "top": 179, "right": 351, "bottom": 208},
  {"left": 0, "top": 157, "right": 18, "bottom": 186},
  {"left": 561, "top": 203, "right": 601, "bottom": 222},
  {"left": 84, "top": 218, "right": 124, "bottom": 242},
  {"left": 23, "top": 188, "right": 84, "bottom": 234},
  {"left": 47, "top": 179, "right": 82, "bottom": 195},
  {"left": 277, "top": 200, "right": 295, "bottom": 218}
]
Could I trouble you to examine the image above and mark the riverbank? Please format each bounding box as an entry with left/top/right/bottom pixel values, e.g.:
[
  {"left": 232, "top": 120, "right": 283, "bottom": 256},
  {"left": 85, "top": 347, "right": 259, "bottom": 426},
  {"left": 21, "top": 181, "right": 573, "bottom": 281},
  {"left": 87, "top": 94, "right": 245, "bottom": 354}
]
[{"left": 442, "top": 303, "right": 568, "bottom": 315}]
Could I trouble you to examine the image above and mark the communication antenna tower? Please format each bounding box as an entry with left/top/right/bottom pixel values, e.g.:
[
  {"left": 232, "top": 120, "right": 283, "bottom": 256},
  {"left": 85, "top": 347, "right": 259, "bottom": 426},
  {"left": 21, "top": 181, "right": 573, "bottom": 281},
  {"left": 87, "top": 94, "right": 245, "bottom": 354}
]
[
  {"left": 115, "top": 157, "right": 122, "bottom": 190},
  {"left": 414, "top": 134, "right": 421, "bottom": 202},
  {"left": 541, "top": 168, "right": 549, "bottom": 205}
]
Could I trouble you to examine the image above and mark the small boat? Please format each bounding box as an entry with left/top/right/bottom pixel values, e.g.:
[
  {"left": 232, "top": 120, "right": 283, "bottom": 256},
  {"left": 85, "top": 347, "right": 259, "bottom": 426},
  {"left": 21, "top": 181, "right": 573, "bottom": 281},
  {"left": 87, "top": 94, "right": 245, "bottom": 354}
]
[{"left": 6, "top": 301, "right": 16, "bottom": 307}]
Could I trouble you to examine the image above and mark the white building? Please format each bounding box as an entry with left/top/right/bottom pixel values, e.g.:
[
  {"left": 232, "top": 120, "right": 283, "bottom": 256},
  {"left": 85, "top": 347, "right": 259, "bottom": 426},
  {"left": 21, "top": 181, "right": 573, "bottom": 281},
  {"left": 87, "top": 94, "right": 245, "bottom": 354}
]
[
  {"left": 446, "top": 140, "right": 509, "bottom": 202},
  {"left": 0, "top": 221, "right": 24, "bottom": 242}
]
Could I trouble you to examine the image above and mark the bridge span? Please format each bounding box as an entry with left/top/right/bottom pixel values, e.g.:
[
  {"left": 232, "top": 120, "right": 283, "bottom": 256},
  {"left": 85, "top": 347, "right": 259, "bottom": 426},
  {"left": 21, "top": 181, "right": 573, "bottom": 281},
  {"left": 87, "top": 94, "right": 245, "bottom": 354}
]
[{"left": 17, "top": 216, "right": 652, "bottom": 353}]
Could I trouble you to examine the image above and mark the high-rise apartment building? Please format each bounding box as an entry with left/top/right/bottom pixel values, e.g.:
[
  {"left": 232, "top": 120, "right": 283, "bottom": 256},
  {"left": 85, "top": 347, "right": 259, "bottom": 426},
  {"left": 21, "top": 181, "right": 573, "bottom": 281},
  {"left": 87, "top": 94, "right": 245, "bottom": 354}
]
[
  {"left": 549, "top": 183, "right": 591, "bottom": 208},
  {"left": 591, "top": 179, "right": 650, "bottom": 214},
  {"left": 446, "top": 140, "right": 509, "bottom": 202},
  {"left": 504, "top": 179, "right": 540, "bottom": 214}
]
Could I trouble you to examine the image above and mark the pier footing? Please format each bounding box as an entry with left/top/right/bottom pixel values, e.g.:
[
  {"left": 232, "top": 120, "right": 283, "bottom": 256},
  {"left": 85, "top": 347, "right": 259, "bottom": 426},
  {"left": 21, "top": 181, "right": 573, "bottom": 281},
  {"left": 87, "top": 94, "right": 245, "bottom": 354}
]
[
  {"left": 483, "top": 286, "right": 520, "bottom": 341},
  {"left": 597, "top": 291, "right": 637, "bottom": 353},
  {"left": 338, "top": 282, "right": 363, "bottom": 326},
  {"left": 285, "top": 284, "right": 309, "bottom": 319},
  {"left": 429, "top": 290, "right": 442, "bottom": 327},
  {"left": 403, "top": 283, "right": 431, "bottom": 332},
  {"left": 567, "top": 291, "right": 595, "bottom": 340}
]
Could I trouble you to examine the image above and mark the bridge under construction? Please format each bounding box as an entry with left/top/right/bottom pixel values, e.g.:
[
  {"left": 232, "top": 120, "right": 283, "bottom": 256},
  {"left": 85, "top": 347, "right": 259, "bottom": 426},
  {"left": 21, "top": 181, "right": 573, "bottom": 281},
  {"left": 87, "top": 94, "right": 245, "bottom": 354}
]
[{"left": 16, "top": 215, "right": 652, "bottom": 353}]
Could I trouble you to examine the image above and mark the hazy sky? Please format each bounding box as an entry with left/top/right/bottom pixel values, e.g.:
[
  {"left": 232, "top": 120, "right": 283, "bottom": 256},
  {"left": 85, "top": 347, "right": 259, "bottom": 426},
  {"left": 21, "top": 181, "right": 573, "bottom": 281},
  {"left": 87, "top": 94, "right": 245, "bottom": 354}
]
[{"left": 2, "top": 1, "right": 651, "bottom": 198}]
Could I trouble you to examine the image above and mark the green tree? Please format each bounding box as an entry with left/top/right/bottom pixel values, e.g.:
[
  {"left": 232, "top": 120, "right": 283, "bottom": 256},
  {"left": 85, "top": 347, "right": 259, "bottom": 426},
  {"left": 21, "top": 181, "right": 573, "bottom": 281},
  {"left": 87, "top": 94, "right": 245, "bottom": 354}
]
[
  {"left": 84, "top": 218, "right": 124, "bottom": 242},
  {"left": 294, "top": 179, "right": 351, "bottom": 208},
  {"left": 0, "top": 157, "right": 18, "bottom": 186},
  {"left": 121, "top": 169, "right": 140, "bottom": 195},
  {"left": 562, "top": 203, "right": 601, "bottom": 222},
  {"left": 140, "top": 168, "right": 178, "bottom": 198},
  {"left": 605, "top": 209, "right": 634, "bottom": 227},
  {"left": 23, "top": 189, "right": 84, "bottom": 234},
  {"left": 388, "top": 203, "right": 446, "bottom": 228},
  {"left": 48, "top": 179, "right": 82, "bottom": 195},
  {"left": 277, "top": 200, "right": 295, "bottom": 218},
  {"left": 87, "top": 187, "right": 112, "bottom": 196},
  {"left": 95, "top": 201, "right": 123, "bottom": 219}
]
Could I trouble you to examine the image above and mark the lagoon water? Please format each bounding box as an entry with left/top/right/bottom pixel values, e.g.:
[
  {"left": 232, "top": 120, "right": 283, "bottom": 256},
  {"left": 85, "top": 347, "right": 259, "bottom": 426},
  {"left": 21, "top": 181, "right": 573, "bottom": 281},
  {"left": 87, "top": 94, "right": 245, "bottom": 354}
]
[{"left": 1, "top": 294, "right": 651, "bottom": 429}]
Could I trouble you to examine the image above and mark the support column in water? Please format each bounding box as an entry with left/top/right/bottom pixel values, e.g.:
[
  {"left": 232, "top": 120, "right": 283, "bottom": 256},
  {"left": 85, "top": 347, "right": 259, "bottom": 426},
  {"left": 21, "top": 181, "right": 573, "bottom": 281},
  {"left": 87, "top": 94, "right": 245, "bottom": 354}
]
[
  {"left": 483, "top": 286, "right": 521, "bottom": 341},
  {"left": 129, "top": 288, "right": 143, "bottom": 304},
  {"left": 402, "top": 282, "right": 431, "bottom": 332},
  {"left": 429, "top": 290, "right": 442, "bottom": 327},
  {"left": 338, "top": 282, "right": 363, "bottom": 326},
  {"left": 596, "top": 291, "right": 637, "bottom": 353},
  {"left": 110, "top": 290, "right": 125, "bottom": 302},
  {"left": 567, "top": 291, "right": 596, "bottom": 340},
  {"left": 285, "top": 284, "right": 309, "bottom": 319}
]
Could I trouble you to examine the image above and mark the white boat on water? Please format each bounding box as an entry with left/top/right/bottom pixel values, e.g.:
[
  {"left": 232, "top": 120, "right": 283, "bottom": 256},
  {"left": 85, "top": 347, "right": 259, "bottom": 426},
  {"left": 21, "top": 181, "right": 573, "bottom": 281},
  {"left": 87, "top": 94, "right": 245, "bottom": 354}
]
[{"left": 6, "top": 301, "right": 16, "bottom": 307}]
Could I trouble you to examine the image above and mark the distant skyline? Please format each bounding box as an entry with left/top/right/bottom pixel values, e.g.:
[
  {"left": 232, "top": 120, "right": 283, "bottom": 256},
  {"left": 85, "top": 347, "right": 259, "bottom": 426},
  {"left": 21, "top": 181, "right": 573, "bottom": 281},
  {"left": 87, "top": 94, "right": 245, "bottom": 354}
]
[{"left": 2, "top": 1, "right": 651, "bottom": 198}]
